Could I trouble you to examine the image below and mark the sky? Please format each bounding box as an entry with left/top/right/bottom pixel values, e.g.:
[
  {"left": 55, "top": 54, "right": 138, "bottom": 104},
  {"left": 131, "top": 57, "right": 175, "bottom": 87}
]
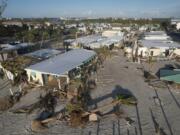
[{"left": 2, "top": 0, "right": 180, "bottom": 18}]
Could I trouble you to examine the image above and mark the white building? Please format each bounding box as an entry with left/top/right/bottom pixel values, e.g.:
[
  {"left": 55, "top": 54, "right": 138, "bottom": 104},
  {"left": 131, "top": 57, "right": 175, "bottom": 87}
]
[
  {"left": 102, "top": 30, "right": 124, "bottom": 38},
  {"left": 112, "top": 27, "right": 122, "bottom": 31},
  {"left": 171, "top": 19, "right": 180, "bottom": 30},
  {"left": 65, "top": 33, "right": 124, "bottom": 49},
  {"left": 0, "top": 43, "right": 34, "bottom": 62},
  {"left": 25, "top": 49, "right": 96, "bottom": 86},
  {"left": 176, "top": 23, "right": 180, "bottom": 30},
  {"left": 2, "top": 21, "right": 23, "bottom": 27},
  {"left": 78, "top": 27, "right": 87, "bottom": 33},
  {"left": 139, "top": 26, "right": 148, "bottom": 32},
  {"left": 171, "top": 19, "right": 180, "bottom": 25},
  {"left": 124, "top": 30, "right": 180, "bottom": 59},
  {"left": 138, "top": 40, "right": 180, "bottom": 57},
  {"left": 85, "top": 36, "right": 123, "bottom": 49},
  {"left": 143, "top": 31, "right": 171, "bottom": 40}
]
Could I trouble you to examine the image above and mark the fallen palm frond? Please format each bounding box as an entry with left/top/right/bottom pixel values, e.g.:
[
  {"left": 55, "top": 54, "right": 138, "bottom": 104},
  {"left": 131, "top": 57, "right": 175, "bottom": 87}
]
[
  {"left": 12, "top": 91, "right": 56, "bottom": 114},
  {"left": 66, "top": 103, "right": 83, "bottom": 114},
  {"left": 1, "top": 56, "right": 39, "bottom": 74},
  {"left": 116, "top": 94, "right": 137, "bottom": 105},
  {"left": 30, "top": 95, "right": 134, "bottom": 129}
]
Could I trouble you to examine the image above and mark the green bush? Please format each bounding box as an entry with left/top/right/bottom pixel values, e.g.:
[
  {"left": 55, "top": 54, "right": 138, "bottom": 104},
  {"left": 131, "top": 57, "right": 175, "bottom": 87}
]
[
  {"left": 116, "top": 94, "right": 137, "bottom": 105},
  {"left": 66, "top": 103, "right": 83, "bottom": 114}
]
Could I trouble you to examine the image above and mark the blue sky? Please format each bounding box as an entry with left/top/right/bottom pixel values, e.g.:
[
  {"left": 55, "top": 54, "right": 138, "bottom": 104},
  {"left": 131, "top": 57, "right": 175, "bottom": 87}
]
[{"left": 2, "top": 0, "right": 180, "bottom": 18}]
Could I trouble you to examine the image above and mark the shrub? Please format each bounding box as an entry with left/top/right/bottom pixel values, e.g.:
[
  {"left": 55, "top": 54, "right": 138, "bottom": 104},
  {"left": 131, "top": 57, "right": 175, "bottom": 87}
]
[{"left": 66, "top": 103, "right": 83, "bottom": 114}]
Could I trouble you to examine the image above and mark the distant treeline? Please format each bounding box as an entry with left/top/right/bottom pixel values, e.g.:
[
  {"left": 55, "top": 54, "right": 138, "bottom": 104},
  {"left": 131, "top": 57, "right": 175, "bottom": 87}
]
[
  {"left": 65, "top": 18, "right": 169, "bottom": 26},
  {"left": 0, "top": 24, "right": 63, "bottom": 43}
]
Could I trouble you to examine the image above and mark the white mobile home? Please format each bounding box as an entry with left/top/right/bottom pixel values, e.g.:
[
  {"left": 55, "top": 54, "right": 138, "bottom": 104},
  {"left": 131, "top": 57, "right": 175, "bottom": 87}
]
[
  {"left": 64, "top": 34, "right": 124, "bottom": 49},
  {"left": 25, "top": 49, "right": 96, "bottom": 87},
  {"left": 143, "top": 31, "right": 171, "bottom": 41},
  {"left": 138, "top": 40, "right": 180, "bottom": 57},
  {"left": 102, "top": 30, "right": 124, "bottom": 38}
]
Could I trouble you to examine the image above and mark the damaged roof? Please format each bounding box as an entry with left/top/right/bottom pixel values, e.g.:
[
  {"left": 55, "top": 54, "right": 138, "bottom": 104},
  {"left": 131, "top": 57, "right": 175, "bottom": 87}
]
[
  {"left": 0, "top": 43, "right": 33, "bottom": 53},
  {"left": 25, "top": 49, "right": 63, "bottom": 60},
  {"left": 25, "top": 49, "right": 96, "bottom": 76},
  {"left": 139, "top": 40, "right": 180, "bottom": 49}
]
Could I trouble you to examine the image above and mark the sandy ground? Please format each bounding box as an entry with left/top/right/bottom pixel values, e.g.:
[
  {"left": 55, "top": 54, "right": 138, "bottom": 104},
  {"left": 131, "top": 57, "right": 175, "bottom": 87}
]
[
  {"left": 0, "top": 50, "right": 180, "bottom": 135},
  {"left": 0, "top": 79, "right": 19, "bottom": 98}
]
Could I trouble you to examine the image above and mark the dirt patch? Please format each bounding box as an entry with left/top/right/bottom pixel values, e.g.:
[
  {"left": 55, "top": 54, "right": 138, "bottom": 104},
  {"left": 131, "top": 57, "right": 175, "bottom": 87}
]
[
  {"left": 69, "top": 110, "right": 88, "bottom": 127},
  {"left": 0, "top": 96, "right": 13, "bottom": 111},
  {"left": 31, "top": 120, "right": 48, "bottom": 133}
]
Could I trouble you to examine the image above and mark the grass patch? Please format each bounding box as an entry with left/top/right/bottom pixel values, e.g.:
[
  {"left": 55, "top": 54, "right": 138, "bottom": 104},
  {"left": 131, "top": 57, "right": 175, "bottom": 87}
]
[
  {"left": 66, "top": 103, "right": 88, "bottom": 127},
  {"left": 66, "top": 103, "right": 83, "bottom": 114}
]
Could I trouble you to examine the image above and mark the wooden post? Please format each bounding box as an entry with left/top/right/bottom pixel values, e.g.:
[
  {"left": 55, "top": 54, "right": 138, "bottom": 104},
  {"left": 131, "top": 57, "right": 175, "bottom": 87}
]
[
  {"left": 66, "top": 76, "right": 70, "bottom": 84},
  {"left": 58, "top": 79, "right": 61, "bottom": 90}
]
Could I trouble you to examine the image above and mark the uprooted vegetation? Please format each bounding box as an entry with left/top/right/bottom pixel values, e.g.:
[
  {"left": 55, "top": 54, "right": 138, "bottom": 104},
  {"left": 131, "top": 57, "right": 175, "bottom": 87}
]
[
  {"left": 1, "top": 56, "right": 39, "bottom": 74},
  {"left": 13, "top": 91, "right": 57, "bottom": 114},
  {"left": 144, "top": 70, "right": 157, "bottom": 81},
  {"left": 0, "top": 91, "right": 23, "bottom": 112},
  {"left": 1, "top": 50, "right": 138, "bottom": 132},
  {"left": 66, "top": 103, "right": 88, "bottom": 127},
  {"left": 29, "top": 76, "right": 97, "bottom": 129},
  {"left": 1, "top": 56, "right": 40, "bottom": 85},
  {"left": 30, "top": 61, "right": 99, "bottom": 130},
  {"left": 29, "top": 54, "right": 138, "bottom": 131},
  {"left": 116, "top": 93, "right": 137, "bottom": 105},
  {"left": 28, "top": 82, "right": 138, "bottom": 132},
  {"left": 95, "top": 47, "right": 115, "bottom": 62}
]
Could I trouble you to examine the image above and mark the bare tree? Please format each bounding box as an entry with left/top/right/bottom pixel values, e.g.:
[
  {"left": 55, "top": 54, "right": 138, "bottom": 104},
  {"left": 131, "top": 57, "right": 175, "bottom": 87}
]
[{"left": 0, "top": 0, "right": 8, "bottom": 18}]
